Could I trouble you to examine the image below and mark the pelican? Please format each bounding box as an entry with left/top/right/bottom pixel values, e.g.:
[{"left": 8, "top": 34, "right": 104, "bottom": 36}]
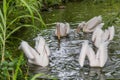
[
  {"left": 79, "top": 41, "right": 109, "bottom": 67},
  {"left": 76, "top": 16, "right": 102, "bottom": 32},
  {"left": 55, "top": 22, "right": 70, "bottom": 40},
  {"left": 19, "top": 36, "right": 50, "bottom": 67},
  {"left": 92, "top": 26, "right": 115, "bottom": 48}
]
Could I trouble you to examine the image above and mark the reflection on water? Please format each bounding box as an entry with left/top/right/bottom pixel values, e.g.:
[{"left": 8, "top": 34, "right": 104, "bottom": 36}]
[
  {"left": 80, "top": 67, "right": 106, "bottom": 80},
  {"left": 28, "top": 28, "right": 120, "bottom": 80}
]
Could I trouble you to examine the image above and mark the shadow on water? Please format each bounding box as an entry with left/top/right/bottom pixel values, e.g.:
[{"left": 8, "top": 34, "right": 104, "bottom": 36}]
[{"left": 23, "top": 1, "right": 120, "bottom": 80}]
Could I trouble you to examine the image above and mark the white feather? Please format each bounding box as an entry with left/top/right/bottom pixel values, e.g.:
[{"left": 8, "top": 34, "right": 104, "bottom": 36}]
[
  {"left": 55, "top": 22, "right": 70, "bottom": 38},
  {"left": 65, "top": 22, "right": 70, "bottom": 34},
  {"left": 98, "top": 41, "right": 109, "bottom": 67},
  {"left": 19, "top": 36, "right": 50, "bottom": 67},
  {"left": 79, "top": 41, "right": 89, "bottom": 67},
  {"left": 34, "top": 36, "right": 46, "bottom": 55},
  {"left": 108, "top": 26, "right": 115, "bottom": 40},
  {"left": 79, "top": 41, "right": 108, "bottom": 67},
  {"left": 92, "top": 25, "right": 115, "bottom": 48},
  {"left": 19, "top": 41, "right": 35, "bottom": 60},
  {"left": 87, "top": 45, "right": 98, "bottom": 67},
  {"left": 93, "top": 28, "right": 104, "bottom": 48},
  {"left": 86, "top": 15, "right": 102, "bottom": 30},
  {"left": 102, "top": 29, "right": 109, "bottom": 41}
]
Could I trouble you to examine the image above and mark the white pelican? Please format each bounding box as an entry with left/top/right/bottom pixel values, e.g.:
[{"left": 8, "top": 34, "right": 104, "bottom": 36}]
[
  {"left": 19, "top": 36, "right": 50, "bottom": 67},
  {"left": 77, "top": 16, "right": 102, "bottom": 32},
  {"left": 55, "top": 22, "right": 70, "bottom": 39},
  {"left": 92, "top": 26, "right": 115, "bottom": 48},
  {"left": 79, "top": 41, "right": 109, "bottom": 67}
]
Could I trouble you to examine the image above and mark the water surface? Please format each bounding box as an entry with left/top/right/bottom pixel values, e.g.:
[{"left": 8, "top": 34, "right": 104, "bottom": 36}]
[{"left": 28, "top": 1, "right": 120, "bottom": 80}]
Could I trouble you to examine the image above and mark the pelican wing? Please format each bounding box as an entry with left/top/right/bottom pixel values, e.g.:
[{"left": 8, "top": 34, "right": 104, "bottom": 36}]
[
  {"left": 97, "top": 41, "right": 109, "bottom": 67},
  {"left": 102, "top": 29, "right": 109, "bottom": 41},
  {"left": 79, "top": 41, "right": 89, "bottom": 67},
  {"left": 19, "top": 41, "right": 35, "bottom": 60},
  {"left": 108, "top": 26, "right": 115, "bottom": 40},
  {"left": 92, "top": 28, "right": 99, "bottom": 42},
  {"left": 39, "top": 52, "right": 49, "bottom": 67},
  {"left": 92, "top": 28, "right": 104, "bottom": 48},
  {"left": 86, "top": 16, "right": 102, "bottom": 30},
  {"left": 55, "top": 22, "right": 60, "bottom": 36},
  {"left": 34, "top": 36, "right": 46, "bottom": 55},
  {"left": 87, "top": 45, "right": 96, "bottom": 67},
  {"left": 60, "top": 23, "right": 66, "bottom": 36},
  {"left": 65, "top": 23, "right": 70, "bottom": 34},
  {"left": 28, "top": 51, "right": 49, "bottom": 67}
]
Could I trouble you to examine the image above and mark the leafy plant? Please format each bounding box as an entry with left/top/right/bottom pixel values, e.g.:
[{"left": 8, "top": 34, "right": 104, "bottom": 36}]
[
  {"left": 0, "top": 0, "right": 46, "bottom": 80},
  {"left": 0, "top": 0, "right": 45, "bottom": 62}
]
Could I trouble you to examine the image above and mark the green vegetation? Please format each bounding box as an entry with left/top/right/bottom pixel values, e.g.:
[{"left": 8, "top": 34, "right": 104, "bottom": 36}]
[{"left": 0, "top": 0, "right": 47, "bottom": 80}]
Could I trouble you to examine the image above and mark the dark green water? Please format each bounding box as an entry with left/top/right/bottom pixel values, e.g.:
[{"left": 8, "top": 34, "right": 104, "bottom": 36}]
[{"left": 42, "top": 1, "right": 120, "bottom": 26}]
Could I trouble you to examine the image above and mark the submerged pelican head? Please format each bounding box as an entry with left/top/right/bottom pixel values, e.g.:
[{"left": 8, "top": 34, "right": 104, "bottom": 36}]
[
  {"left": 76, "top": 22, "right": 86, "bottom": 33},
  {"left": 55, "top": 22, "right": 70, "bottom": 40}
]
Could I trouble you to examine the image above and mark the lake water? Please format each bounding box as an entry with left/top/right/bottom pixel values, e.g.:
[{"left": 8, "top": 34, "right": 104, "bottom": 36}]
[{"left": 28, "top": 1, "right": 120, "bottom": 80}]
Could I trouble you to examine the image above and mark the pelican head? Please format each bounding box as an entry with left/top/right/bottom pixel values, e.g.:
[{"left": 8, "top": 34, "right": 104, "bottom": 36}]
[{"left": 76, "top": 22, "right": 86, "bottom": 33}]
